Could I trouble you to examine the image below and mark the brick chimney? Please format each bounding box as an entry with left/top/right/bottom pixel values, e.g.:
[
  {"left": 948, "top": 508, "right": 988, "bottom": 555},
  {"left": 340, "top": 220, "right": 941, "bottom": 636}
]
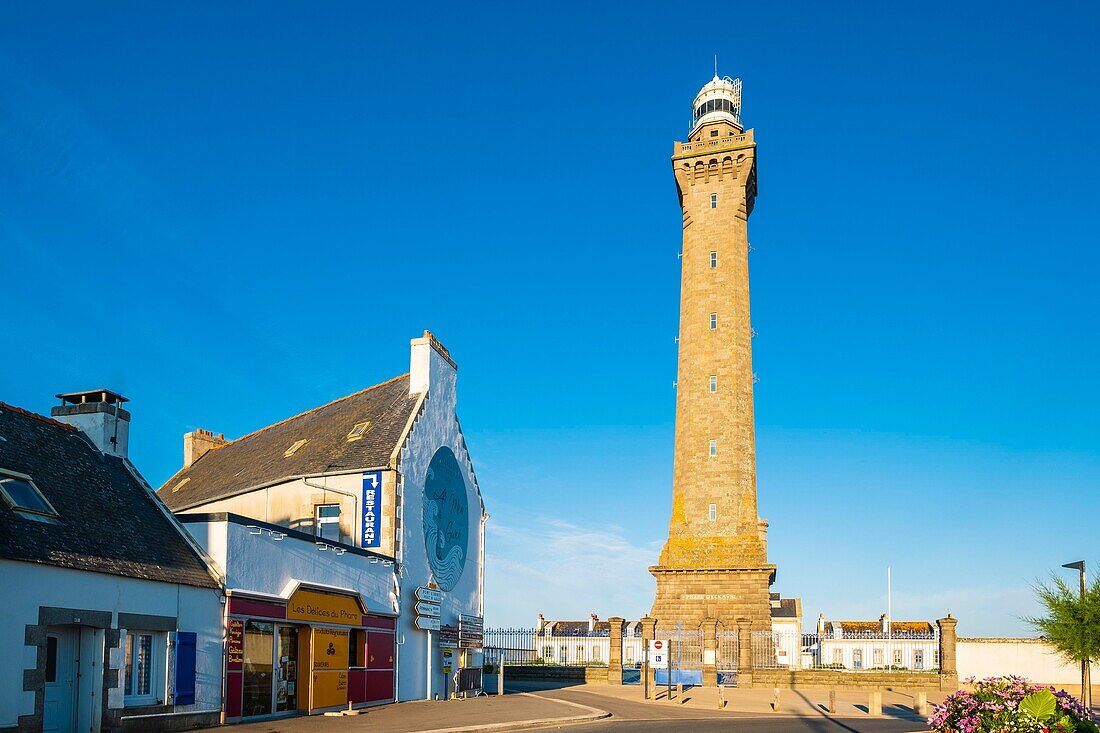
[{"left": 183, "top": 429, "right": 227, "bottom": 468}]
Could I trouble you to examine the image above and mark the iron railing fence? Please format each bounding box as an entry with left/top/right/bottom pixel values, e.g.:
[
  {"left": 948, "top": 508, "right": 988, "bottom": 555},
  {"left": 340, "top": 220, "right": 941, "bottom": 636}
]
[
  {"left": 716, "top": 631, "right": 740, "bottom": 670},
  {"left": 483, "top": 627, "right": 612, "bottom": 667},
  {"left": 751, "top": 630, "right": 940, "bottom": 672}
]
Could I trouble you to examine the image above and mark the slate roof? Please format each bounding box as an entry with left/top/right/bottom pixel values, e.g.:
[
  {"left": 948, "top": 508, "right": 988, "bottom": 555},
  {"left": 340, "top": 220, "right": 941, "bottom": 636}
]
[
  {"left": 830, "top": 620, "right": 935, "bottom": 638},
  {"left": 159, "top": 374, "right": 421, "bottom": 511},
  {"left": 0, "top": 403, "right": 217, "bottom": 588},
  {"left": 771, "top": 598, "right": 801, "bottom": 619}
]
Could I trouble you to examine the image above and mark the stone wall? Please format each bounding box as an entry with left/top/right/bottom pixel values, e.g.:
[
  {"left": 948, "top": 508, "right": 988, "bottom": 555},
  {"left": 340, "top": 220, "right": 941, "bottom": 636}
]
[
  {"left": 503, "top": 666, "right": 608, "bottom": 683},
  {"left": 752, "top": 670, "right": 948, "bottom": 691}
]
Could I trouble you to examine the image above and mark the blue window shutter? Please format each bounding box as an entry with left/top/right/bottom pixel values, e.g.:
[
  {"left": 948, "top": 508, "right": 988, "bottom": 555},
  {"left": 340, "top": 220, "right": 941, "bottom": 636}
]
[{"left": 173, "top": 632, "right": 197, "bottom": 705}]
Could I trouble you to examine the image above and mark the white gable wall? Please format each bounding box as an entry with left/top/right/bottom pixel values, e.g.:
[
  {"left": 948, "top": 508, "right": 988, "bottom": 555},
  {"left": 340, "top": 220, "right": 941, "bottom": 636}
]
[{"left": 396, "top": 337, "right": 486, "bottom": 701}]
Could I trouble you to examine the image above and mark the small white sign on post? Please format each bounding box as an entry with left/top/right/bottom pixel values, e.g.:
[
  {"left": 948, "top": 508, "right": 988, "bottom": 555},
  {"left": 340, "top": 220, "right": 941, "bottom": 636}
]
[{"left": 648, "top": 639, "right": 669, "bottom": 669}]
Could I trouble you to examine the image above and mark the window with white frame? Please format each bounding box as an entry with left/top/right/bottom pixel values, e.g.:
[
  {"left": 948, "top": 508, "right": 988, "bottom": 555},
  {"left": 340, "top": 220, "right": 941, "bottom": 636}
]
[
  {"left": 933, "top": 648, "right": 940, "bottom": 667},
  {"left": 852, "top": 648, "right": 863, "bottom": 669},
  {"left": 708, "top": 503, "right": 717, "bottom": 521},
  {"left": 315, "top": 504, "right": 340, "bottom": 542},
  {"left": 709, "top": 313, "right": 718, "bottom": 330},
  {"left": 123, "top": 631, "right": 164, "bottom": 706},
  {"left": 542, "top": 645, "right": 552, "bottom": 661},
  {"left": 709, "top": 375, "right": 717, "bottom": 393},
  {"left": 710, "top": 193, "right": 718, "bottom": 208},
  {"left": 710, "top": 250, "right": 718, "bottom": 268},
  {"left": 893, "top": 648, "right": 903, "bottom": 666},
  {"left": 914, "top": 649, "right": 924, "bottom": 670},
  {"left": 872, "top": 648, "right": 883, "bottom": 666},
  {"left": 592, "top": 645, "right": 601, "bottom": 662},
  {"left": 833, "top": 648, "right": 843, "bottom": 665},
  {"left": 709, "top": 440, "right": 717, "bottom": 457}
]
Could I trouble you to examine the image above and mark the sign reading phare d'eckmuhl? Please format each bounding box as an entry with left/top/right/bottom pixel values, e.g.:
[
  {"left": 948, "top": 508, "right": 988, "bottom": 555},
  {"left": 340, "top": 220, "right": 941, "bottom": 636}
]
[{"left": 286, "top": 587, "right": 366, "bottom": 625}]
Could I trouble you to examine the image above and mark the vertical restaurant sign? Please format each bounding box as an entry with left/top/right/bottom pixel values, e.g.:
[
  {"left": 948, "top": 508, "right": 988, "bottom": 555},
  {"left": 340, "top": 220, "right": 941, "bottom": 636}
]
[{"left": 362, "top": 471, "right": 382, "bottom": 549}]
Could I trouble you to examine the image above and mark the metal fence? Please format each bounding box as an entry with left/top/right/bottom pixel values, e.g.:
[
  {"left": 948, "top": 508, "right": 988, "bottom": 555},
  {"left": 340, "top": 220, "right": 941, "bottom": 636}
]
[
  {"left": 483, "top": 627, "right": 611, "bottom": 667},
  {"left": 716, "top": 630, "right": 740, "bottom": 670},
  {"left": 751, "top": 630, "right": 940, "bottom": 672}
]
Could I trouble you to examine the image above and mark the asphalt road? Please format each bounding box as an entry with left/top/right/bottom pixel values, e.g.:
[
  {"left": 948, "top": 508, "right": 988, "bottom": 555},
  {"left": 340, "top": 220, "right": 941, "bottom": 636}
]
[
  {"left": 560, "top": 719, "right": 924, "bottom": 732},
  {"left": 525, "top": 686, "right": 927, "bottom": 733}
]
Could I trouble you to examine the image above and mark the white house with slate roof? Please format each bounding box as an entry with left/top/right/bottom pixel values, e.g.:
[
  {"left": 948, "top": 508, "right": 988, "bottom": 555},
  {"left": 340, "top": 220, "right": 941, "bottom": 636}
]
[
  {"left": 0, "top": 392, "right": 224, "bottom": 733},
  {"left": 159, "top": 332, "right": 486, "bottom": 716}
]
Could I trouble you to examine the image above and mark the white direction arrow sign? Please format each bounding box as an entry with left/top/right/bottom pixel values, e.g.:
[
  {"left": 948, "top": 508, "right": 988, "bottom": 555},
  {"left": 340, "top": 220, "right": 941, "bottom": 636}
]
[
  {"left": 415, "top": 587, "right": 443, "bottom": 604},
  {"left": 415, "top": 601, "right": 441, "bottom": 618},
  {"left": 415, "top": 616, "right": 441, "bottom": 631}
]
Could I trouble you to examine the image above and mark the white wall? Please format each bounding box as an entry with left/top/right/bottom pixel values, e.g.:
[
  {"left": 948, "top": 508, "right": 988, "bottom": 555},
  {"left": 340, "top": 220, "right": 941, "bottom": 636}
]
[
  {"left": 958, "top": 638, "right": 1100, "bottom": 684},
  {"left": 0, "top": 559, "right": 223, "bottom": 728},
  {"left": 396, "top": 340, "right": 486, "bottom": 701},
  {"left": 183, "top": 520, "right": 397, "bottom": 614}
]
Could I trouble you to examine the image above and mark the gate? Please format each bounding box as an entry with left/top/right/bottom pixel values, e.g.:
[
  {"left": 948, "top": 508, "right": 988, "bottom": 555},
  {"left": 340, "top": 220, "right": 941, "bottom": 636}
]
[
  {"left": 716, "top": 630, "right": 739, "bottom": 686},
  {"left": 622, "top": 632, "right": 643, "bottom": 685},
  {"left": 654, "top": 626, "right": 703, "bottom": 687}
]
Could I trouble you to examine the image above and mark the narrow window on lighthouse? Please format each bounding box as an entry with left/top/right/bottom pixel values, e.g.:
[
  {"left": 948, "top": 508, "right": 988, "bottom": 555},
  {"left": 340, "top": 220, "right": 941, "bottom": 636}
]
[
  {"left": 709, "top": 376, "right": 717, "bottom": 393},
  {"left": 709, "top": 439, "right": 717, "bottom": 457},
  {"left": 710, "top": 193, "right": 718, "bottom": 208},
  {"left": 709, "top": 503, "right": 717, "bottom": 521},
  {"left": 709, "top": 313, "right": 718, "bottom": 330},
  {"left": 710, "top": 251, "right": 718, "bottom": 268}
]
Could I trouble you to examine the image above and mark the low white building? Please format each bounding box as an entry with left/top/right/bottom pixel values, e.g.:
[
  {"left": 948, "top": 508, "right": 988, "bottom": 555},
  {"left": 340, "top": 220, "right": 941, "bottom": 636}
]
[
  {"left": 159, "top": 331, "right": 487, "bottom": 718},
  {"left": 814, "top": 614, "right": 939, "bottom": 671},
  {"left": 0, "top": 392, "right": 224, "bottom": 733}
]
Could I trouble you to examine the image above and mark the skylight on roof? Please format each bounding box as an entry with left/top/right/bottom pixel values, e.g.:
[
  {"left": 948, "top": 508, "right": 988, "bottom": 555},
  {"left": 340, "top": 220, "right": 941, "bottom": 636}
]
[
  {"left": 172, "top": 477, "right": 191, "bottom": 493},
  {"left": 347, "top": 421, "right": 372, "bottom": 441},
  {"left": 284, "top": 439, "right": 308, "bottom": 457},
  {"left": 0, "top": 470, "right": 59, "bottom": 522}
]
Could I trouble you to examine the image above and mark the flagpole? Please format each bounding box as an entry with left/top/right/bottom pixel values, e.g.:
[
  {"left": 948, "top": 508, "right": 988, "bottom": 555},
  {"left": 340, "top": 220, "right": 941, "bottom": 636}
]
[{"left": 887, "top": 566, "right": 892, "bottom": 670}]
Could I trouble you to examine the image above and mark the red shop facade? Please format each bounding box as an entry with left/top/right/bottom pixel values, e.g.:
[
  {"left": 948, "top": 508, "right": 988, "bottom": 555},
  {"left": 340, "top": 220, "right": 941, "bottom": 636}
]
[{"left": 224, "top": 584, "right": 396, "bottom": 721}]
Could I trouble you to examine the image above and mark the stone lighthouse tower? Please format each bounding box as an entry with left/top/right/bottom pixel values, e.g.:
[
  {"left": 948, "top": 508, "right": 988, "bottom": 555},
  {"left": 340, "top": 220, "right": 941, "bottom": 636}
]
[{"left": 650, "top": 76, "right": 775, "bottom": 630}]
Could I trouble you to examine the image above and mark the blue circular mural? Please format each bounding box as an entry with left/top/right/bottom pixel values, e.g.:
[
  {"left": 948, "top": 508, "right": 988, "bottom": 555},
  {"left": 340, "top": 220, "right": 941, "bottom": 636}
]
[{"left": 422, "top": 446, "right": 469, "bottom": 591}]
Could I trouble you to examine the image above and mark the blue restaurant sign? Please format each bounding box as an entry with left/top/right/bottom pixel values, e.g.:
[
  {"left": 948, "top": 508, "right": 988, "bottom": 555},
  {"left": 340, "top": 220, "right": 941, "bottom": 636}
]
[{"left": 361, "top": 471, "right": 382, "bottom": 549}]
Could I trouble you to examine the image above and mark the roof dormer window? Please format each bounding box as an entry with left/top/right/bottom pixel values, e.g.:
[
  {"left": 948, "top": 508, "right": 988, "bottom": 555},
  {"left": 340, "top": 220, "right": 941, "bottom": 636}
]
[
  {"left": 284, "top": 439, "right": 308, "bottom": 457},
  {"left": 0, "top": 469, "right": 59, "bottom": 522}
]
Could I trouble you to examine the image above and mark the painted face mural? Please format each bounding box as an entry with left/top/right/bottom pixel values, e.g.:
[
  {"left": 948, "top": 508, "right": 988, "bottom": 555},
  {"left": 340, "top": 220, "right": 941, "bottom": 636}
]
[{"left": 422, "top": 447, "right": 469, "bottom": 591}]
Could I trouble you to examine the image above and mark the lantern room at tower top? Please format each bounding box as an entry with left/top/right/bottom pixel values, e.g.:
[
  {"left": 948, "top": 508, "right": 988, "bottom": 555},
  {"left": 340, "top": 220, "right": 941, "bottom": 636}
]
[{"left": 690, "top": 75, "right": 743, "bottom": 136}]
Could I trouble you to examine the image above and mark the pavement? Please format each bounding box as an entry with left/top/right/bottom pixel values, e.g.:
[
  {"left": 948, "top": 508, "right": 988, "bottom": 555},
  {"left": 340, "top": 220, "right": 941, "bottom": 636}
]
[{"left": 229, "top": 681, "right": 940, "bottom": 733}]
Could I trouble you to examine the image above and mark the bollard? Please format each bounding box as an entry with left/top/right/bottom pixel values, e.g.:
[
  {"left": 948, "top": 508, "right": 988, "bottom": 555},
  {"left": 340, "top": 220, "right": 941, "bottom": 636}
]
[
  {"left": 718, "top": 685, "right": 726, "bottom": 710},
  {"left": 772, "top": 687, "right": 781, "bottom": 712},
  {"left": 828, "top": 689, "right": 837, "bottom": 714},
  {"left": 499, "top": 661, "right": 505, "bottom": 696},
  {"left": 677, "top": 683, "right": 683, "bottom": 704},
  {"left": 868, "top": 690, "right": 882, "bottom": 717},
  {"left": 915, "top": 691, "right": 928, "bottom": 716}
]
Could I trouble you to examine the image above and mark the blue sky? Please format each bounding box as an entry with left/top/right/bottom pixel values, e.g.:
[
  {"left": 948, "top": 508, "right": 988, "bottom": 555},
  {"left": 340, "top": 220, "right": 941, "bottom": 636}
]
[{"left": 2, "top": 1, "right": 1097, "bottom": 635}]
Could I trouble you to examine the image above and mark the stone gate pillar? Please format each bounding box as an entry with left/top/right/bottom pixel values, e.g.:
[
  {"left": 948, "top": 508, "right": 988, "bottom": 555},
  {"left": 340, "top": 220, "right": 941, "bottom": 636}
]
[
  {"left": 937, "top": 615, "right": 958, "bottom": 691},
  {"left": 701, "top": 618, "right": 718, "bottom": 687},
  {"left": 736, "top": 617, "right": 754, "bottom": 689},
  {"left": 608, "top": 616, "right": 625, "bottom": 685}
]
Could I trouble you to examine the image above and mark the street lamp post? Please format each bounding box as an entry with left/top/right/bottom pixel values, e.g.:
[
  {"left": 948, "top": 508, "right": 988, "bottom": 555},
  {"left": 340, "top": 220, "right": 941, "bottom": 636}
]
[{"left": 1062, "top": 561, "right": 1090, "bottom": 714}]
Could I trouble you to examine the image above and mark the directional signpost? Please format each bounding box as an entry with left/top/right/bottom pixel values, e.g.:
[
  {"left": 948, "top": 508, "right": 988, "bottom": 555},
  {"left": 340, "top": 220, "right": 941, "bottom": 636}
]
[
  {"left": 458, "top": 613, "right": 484, "bottom": 650},
  {"left": 415, "top": 586, "right": 443, "bottom": 604},
  {"left": 415, "top": 601, "right": 441, "bottom": 618},
  {"left": 414, "top": 616, "right": 441, "bottom": 631},
  {"left": 415, "top": 586, "right": 444, "bottom": 700}
]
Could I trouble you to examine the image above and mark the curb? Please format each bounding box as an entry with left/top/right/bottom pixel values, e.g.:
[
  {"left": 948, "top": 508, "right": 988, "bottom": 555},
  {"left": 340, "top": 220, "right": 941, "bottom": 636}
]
[{"left": 412, "top": 692, "right": 611, "bottom": 733}]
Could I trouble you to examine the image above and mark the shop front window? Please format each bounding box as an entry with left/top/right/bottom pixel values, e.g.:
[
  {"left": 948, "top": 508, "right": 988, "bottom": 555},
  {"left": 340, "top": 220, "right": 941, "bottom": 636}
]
[{"left": 243, "top": 621, "right": 274, "bottom": 717}]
